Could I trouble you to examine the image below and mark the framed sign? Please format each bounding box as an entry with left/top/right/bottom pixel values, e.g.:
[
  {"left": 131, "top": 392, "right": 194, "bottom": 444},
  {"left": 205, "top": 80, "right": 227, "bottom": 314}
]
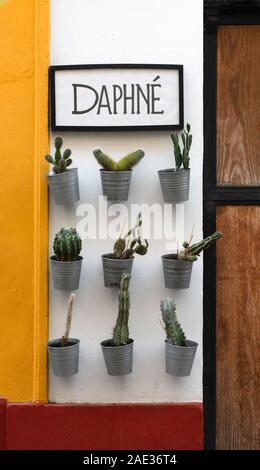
[{"left": 49, "top": 64, "right": 184, "bottom": 131}]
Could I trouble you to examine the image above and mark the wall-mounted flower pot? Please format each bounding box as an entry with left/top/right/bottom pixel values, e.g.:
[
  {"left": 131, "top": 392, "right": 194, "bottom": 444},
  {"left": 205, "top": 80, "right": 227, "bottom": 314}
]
[
  {"left": 47, "top": 168, "right": 80, "bottom": 205},
  {"left": 165, "top": 339, "right": 198, "bottom": 377},
  {"left": 101, "top": 339, "right": 134, "bottom": 376},
  {"left": 47, "top": 338, "right": 80, "bottom": 377},
  {"left": 50, "top": 256, "right": 83, "bottom": 291},
  {"left": 161, "top": 254, "right": 193, "bottom": 289},
  {"left": 102, "top": 254, "right": 134, "bottom": 288},
  {"left": 158, "top": 169, "right": 190, "bottom": 203},
  {"left": 100, "top": 169, "right": 132, "bottom": 201}
]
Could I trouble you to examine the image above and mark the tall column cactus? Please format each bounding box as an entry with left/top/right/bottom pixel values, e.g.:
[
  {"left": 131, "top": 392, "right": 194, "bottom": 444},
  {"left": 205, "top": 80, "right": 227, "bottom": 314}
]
[
  {"left": 160, "top": 298, "right": 186, "bottom": 347},
  {"left": 112, "top": 273, "right": 130, "bottom": 346}
]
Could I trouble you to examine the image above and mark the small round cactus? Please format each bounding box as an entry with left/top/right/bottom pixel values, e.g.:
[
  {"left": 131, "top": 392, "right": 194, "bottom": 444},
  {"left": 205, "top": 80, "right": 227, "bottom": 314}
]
[{"left": 53, "top": 227, "right": 82, "bottom": 262}]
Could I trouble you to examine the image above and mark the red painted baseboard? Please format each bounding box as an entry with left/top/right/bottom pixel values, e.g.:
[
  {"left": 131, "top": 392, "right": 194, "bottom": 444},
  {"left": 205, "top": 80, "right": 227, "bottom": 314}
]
[
  {"left": 0, "top": 398, "right": 7, "bottom": 450},
  {"left": 5, "top": 402, "right": 203, "bottom": 450}
]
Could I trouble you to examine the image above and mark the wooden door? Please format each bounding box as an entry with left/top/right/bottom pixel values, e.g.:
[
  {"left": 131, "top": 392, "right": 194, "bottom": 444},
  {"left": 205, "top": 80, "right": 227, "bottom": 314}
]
[{"left": 215, "top": 26, "right": 260, "bottom": 449}]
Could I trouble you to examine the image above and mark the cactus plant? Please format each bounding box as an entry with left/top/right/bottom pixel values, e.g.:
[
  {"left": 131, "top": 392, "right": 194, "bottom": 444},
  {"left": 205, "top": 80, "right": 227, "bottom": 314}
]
[
  {"left": 93, "top": 148, "right": 145, "bottom": 171},
  {"left": 177, "top": 231, "right": 222, "bottom": 262},
  {"left": 61, "top": 293, "right": 76, "bottom": 347},
  {"left": 171, "top": 123, "right": 192, "bottom": 171},
  {"left": 112, "top": 273, "right": 130, "bottom": 346},
  {"left": 160, "top": 297, "right": 186, "bottom": 347},
  {"left": 53, "top": 227, "right": 82, "bottom": 262},
  {"left": 45, "top": 136, "right": 72, "bottom": 174},
  {"left": 113, "top": 213, "right": 149, "bottom": 259}
]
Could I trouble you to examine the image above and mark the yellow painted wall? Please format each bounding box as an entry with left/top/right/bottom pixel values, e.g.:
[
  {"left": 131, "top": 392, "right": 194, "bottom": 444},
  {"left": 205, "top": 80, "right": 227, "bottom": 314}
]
[{"left": 0, "top": 0, "right": 49, "bottom": 402}]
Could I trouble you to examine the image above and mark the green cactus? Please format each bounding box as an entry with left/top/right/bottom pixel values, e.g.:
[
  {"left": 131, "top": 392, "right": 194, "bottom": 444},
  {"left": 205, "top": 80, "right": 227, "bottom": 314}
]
[
  {"left": 93, "top": 149, "right": 117, "bottom": 171},
  {"left": 112, "top": 273, "right": 131, "bottom": 346},
  {"left": 178, "top": 231, "right": 222, "bottom": 262},
  {"left": 171, "top": 123, "right": 192, "bottom": 171},
  {"left": 93, "top": 148, "right": 145, "bottom": 171},
  {"left": 45, "top": 136, "right": 73, "bottom": 174},
  {"left": 160, "top": 298, "right": 186, "bottom": 347},
  {"left": 116, "top": 149, "right": 145, "bottom": 171},
  {"left": 113, "top": 213, "right": 149, "bottom": 259},
  {"left": 53, "top": 227, "right": 82, "bottom": 262}
]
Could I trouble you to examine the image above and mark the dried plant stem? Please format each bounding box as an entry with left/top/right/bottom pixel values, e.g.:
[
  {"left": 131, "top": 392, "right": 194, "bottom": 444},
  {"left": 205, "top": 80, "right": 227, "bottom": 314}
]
[{"left": 61, "top": 293, "right": 76, "bottom": 347}]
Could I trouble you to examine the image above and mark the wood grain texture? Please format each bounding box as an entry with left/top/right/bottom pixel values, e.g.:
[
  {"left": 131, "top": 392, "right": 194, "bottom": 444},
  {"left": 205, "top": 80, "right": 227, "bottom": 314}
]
[
  {"left": 217, "top": 26, "right": 260, "bottom": 185},
  {"left": 216, "top": 206, "right": 260, "bottom": 449}
]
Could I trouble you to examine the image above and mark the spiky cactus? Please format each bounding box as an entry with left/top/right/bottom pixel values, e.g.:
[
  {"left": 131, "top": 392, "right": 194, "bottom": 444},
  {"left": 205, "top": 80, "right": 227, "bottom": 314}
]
[
  {"left": 112, "top": 273, "right": 130, "bottom": 346},
  {"left": 53, "top": 227, "right": 82, "bottom": 262},
  {"left": 178, "top": 231, "right": 222, "bottom": 262},
  {"left": 160, "top": 298, "right": 186, "bottom": 347},
  {"left": 45, "top": 136, "right": 72, "bottom": 174},
  {"left": 171, "top": 123, "right": 192, "bottom": 171},
  {"left": 93, "top": 148, "right": 145, "bottom": 171},
  {"left": 113, "top": 213, "right": 149, "bottom": 259}
]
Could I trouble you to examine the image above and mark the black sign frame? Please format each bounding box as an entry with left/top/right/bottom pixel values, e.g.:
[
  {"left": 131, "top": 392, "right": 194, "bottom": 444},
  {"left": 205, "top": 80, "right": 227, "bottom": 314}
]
[{"left": 49, "top": 64, "right": 184, "bottom": 132}]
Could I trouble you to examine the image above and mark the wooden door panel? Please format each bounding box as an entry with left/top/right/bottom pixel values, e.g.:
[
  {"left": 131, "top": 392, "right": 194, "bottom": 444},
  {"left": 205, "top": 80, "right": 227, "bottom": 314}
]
[
  {"left": 216, "top": 206, "right": 260, "bottom": 449},
  {"left": 217, "top": 26, "right": 260, "bottom": 185}
]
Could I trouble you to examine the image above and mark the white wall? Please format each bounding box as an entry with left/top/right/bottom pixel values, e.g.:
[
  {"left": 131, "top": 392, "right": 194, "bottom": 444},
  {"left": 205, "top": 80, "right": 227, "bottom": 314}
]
[{"left": 49, "top": 0, "right": 203, "bottom": 403}]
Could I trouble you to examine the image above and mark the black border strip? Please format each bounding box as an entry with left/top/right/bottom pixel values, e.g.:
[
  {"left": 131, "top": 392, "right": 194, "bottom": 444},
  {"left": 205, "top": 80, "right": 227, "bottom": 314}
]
[{"left": 49, "top": 64, "right": 184, "bottom": 132}]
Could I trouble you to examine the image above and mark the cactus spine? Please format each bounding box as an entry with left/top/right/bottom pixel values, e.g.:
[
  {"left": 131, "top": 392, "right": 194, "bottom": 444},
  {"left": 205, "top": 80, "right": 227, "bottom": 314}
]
[
  {"left": 178, "top": 231, "right": 222, "bottom": 262},
  {"left": 53, "top": 227, "right": 82, "bottom": 262},
  {"left": 160, "top": 298, "right": 186, "bottom": 347},
  {"left": 171, "top": 123, "right": 192, "bottom": 171},
  {"left": 93, "top": 148, "right": 145, "bottom": 171},
  {"left": 112, "top": 273, "right": 130, "bottom": 346},
  {"left": 45, "top": 136, "right": 72, "bottom": 174}
]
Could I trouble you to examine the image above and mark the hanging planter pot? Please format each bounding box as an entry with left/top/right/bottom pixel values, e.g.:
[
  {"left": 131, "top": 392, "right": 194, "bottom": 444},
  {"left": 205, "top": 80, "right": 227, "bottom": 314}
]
[
  {"left": 50, "top": 256, "right": 83, "bottom": 291},
  {"left": 165, "top": 339, "right": 198, "bottom": 377},
  {"left": 102, "top": 254, "right": 134, "bottom": 288},
  {"left": 47, "top": 338, "right": 80, "bottom": 377},
  {"left": 100, "top": 169, "right": 132, "bottom": 202},
  {"left": 47, "top": 168, "right": 80, "bottom": 206},
  {"left": 50, "top": 227, "right": 83, "bottom": 291},
  {"left": 160, "top": 298, "right": 198, "bottom": 377},
  {"left": 161, "top": 255, "right": 193, "bottom": 289},
  {"left": 93, "top": 148, "right": 145, "bottom": 202},
  {"left": 101, "top": 339, "right": 134, "bottom": 376},
  {"left": 45, "top": 136, "right": 80, "bottom": 206},
  {"left": 158, "top": 168, "right": 190, "bottom": 203}
]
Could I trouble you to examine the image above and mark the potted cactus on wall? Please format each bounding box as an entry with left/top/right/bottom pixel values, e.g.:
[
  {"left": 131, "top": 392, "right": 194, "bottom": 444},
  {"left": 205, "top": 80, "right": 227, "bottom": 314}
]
[
  {"left": 47, "top": 293, "right": 80, "bottom": 377},
  {"left": 162, "top": 229, "right": 222, "bottom": 289},
  {"left": 158, "top": 123, "right": 192, "bottom": 202},
  {"left": 102, "top": 213, "right": 149, "bottom": 287},
  {"left": 160, "top": 297, "right": 198, "bottom": 376},
  {"left": 50, "top": 227, "right": 83, "bottom": 291},
  {"left": 101, "top": 273, "right": 133, "bottom": 376},
  {"left": 93, "top": 148, "right": 145, "bottom": 201},
  {"left": 45, "top": 136, "right": 80, "bottom": 205}
]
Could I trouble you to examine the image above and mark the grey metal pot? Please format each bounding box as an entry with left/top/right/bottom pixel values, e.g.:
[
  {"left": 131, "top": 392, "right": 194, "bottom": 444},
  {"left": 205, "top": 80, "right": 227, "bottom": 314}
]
[
  {"left": 102, "top": 254, "right": 134, "bottom": 287},
  {"left": 50, "top": 256, "right": 83, "bottom": 291},
  {"left": 47, "top": 168, "right": 80, "bottom": 205},
  {"left": 47, "top": 338, "right": 80, "bottom": 377},
  {"left": 100, "top": 169, "right": 132, "bottom": 201},
  {"left": 158, "top": 168, "right": 190, "bottom": 202},
  {"left": 101, "top": 339, "right": 134, "bottom": 376},
  {"left": 165, "top": 339, "right": 198, "bottom": 377},
  {"left": 162, "top": 255, "right": 193, "bottom": 289}
]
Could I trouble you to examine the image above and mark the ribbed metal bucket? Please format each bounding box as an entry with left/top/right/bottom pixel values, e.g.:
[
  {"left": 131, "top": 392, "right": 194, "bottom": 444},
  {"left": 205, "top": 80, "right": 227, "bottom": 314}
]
[
  {"left": 50, "top": 256, "right": 83, "bottom": 291},
  {"left": 165, "top": 339, "right": 198, "bottom": 377},
  {"left": 162, "top": 255, "right": 193, "bottom": 289},
  {"left": 47, "top": 338, "right": 80, "bottom": 377},
  {"left": 47, "top": 168, "right": 80, "bottom": 205},
  {"left": 102, "top": 254, "right": 134, "bottom": 287},
  {"left": 101, "top": 339, "right": 134, "bottom": 376},
  {"left": 100, "top": 170, "right": 132, "bottom": 201},
  {"left": 158, "top": 169, "right": 190, "bottom": 202}
]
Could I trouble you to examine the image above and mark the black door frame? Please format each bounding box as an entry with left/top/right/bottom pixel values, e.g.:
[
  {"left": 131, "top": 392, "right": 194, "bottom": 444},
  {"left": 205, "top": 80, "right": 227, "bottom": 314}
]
[{"left": 203, "top": 0, "right": 260, "bottom": 450}]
